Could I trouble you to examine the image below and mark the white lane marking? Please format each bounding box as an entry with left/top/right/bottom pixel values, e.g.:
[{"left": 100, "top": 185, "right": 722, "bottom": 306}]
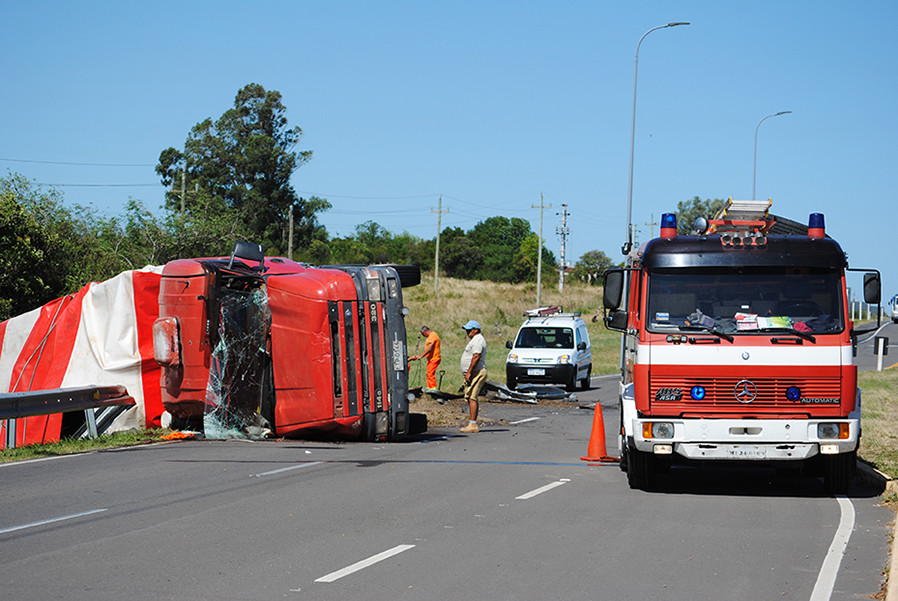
[
  {"left": 809, "top": 495, "right": 856, "bottom": 601},
  {"left": 315, "top": 544, "right": 415, "bottom": 583},
  {"left": 510, "top": 417, "right": 541, "bottom": 425},
  {"left": 516, "top": 478, "right": 570, "bottom": 500},
  {"left": 252, "top": 462, "right": 322, "bottom": 477},
  {"left": 0, "top": 508, "right": 107, "bottom": 535}
]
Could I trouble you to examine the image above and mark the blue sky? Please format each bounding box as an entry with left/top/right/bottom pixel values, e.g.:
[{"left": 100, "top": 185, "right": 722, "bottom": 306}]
[{"left": 1, "top": 1, "right": 896, "bottom": 301}]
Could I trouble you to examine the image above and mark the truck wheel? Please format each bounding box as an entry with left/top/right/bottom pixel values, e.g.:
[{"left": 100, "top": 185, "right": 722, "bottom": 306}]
[
  {"left": 627, "top": 447, "right": 654, "bottom": 490},
  {"left": 507, "top": 378, "right": 517, "bottom": 391},
  {"left": 823, "top": 451, "right": 856, "bottom": 494}
]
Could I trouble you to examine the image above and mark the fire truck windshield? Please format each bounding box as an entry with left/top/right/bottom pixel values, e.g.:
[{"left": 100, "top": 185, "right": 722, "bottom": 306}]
[{"left": 645, "top": 267, "right": 844, "bottom": 335}]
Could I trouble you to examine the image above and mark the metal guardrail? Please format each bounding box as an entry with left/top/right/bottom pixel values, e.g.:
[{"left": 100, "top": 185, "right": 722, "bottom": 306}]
[{"left": 1, "top": 385, "right": 135, "bottom": 449}]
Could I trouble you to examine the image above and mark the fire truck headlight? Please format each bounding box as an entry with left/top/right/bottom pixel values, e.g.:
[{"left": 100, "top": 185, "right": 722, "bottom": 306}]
[
  {"left": 555, "top": 354, "right": 571, "bottom": 364},
  {"left": 644, "top": 422, "right": 674, "bottom": 439},
  {"left": 817, "top": 423, "right": 842, "bottom": 439},
  {"left": 690, "top": 386, "right": 706, "bottom": 400},
  {"left": 817, "top": 423, "right": 850, "bottom": 440},
  {"left": 786, "top": 386, "right": 802, "bottom": 402}
]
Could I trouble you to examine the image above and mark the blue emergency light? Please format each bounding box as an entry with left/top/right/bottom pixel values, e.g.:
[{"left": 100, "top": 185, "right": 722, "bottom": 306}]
[
  {"left": 660, "top": 213, "right": 677, "bottom": 238},
  {"left": 690, "top": 385, "right": 706, "bottom": 400}
]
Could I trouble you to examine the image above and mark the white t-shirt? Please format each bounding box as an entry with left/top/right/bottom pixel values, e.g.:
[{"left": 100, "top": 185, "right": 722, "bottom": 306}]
[{"left": 460, "top": 332, "right": 486, "bottom": 374}]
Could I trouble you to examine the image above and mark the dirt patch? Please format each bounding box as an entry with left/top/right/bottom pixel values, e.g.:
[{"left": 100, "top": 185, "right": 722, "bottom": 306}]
[{"left": 409, "top": 390, "right": 580, "bottom": 429}]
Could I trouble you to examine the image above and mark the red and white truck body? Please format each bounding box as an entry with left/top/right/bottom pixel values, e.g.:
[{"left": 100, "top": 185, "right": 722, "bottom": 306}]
[{"left": 603, "top": 200, "right": 881, "bottom": 491}]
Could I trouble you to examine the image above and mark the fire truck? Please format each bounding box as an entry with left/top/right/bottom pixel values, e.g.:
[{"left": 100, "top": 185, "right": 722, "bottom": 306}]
[
  {"left": 602, "top": 200, "right": 881, "bottom": 492},
  {"left": 153, "top": 242, "right": 420, "bottom": 441}
]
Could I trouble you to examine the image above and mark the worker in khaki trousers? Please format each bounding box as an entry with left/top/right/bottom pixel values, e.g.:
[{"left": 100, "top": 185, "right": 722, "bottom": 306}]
[{"left": 460, "top": 320, "right": 486, "bottom": 433}]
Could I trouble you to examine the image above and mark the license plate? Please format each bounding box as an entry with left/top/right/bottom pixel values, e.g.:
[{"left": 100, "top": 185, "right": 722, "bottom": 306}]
[
  {"left": 527, "top": 368, "right": 545, "bottom": 376},
  {"left": 727, "top": 446, "right": 766, "bottom": 459}
]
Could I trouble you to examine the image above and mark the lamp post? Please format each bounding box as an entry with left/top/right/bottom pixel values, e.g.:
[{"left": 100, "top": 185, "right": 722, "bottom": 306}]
[
  {"left": 753, "top": 111, "right": 791, "bottom": 200},
  {"left": 623, "top": 21, "right": 689, "bottom": 255}
]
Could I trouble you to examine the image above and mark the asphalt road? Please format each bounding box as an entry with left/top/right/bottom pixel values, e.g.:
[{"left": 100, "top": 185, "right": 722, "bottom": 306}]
[
  {"left": 0, "top": 376, "right": 891, "bottom": 601},
  {"left": 856, "top": 320, "right": 898, "bottom": 371}
]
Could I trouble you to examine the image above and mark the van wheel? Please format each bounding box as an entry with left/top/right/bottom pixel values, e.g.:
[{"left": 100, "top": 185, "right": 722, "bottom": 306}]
[
  {"left": 565, "top": 371, "right": 577, "bottom": 392},
  {"left": 579, "top": 366, "right": 592, "bottom": 390},
  {"left": 507, "top": 378, "right": 517, "bottom": 391}
]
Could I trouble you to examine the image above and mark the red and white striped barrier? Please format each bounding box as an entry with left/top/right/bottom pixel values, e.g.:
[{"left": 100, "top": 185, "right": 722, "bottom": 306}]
[{"left": 0, "top": 267, "right": 163, "bottom": 448}]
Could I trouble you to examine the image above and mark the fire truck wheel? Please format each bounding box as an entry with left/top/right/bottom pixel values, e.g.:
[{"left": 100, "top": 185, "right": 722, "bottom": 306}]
[
  {"left": 823, "top": 451, "right": 856, "bottom": 494},
  {"left": 627, "top": 447, "right": 655, "bottom": 490}
]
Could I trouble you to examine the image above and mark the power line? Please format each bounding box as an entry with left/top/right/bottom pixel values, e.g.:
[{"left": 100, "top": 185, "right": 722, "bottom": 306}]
[
  {"left": 35, "top": 182, "right": 160, "bottom": 188},
  {"left": 0, "top": 157, "right": 155, "bottom": 167}
]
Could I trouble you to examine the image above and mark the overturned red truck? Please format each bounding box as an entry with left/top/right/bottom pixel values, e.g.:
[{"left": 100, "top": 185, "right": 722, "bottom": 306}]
[{"left": 154, "top": 242, "right": 421, "bottom": 441}]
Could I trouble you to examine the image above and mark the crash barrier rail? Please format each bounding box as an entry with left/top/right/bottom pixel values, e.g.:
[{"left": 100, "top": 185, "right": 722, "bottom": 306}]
[{"left": 1, "top": 385, "right": 135, "bottom": 449}]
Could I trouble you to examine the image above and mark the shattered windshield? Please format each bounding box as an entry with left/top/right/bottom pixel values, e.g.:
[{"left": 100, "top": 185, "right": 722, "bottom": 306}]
[
  {"left": 204, "top": 285, "right": 272, "bottom": 439},
  {"left": 646, "top": 267, "right": 844, "bottom": 335}
]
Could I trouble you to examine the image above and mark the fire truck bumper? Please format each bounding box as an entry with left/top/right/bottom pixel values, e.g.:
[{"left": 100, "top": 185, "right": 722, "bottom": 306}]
[{"left": 631, "top": 417, "right": 860, "bottom": 460}]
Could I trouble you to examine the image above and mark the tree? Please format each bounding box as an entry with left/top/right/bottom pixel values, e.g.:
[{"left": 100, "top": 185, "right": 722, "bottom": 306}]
[
  {"left": 468, "top": 216, "right": 533, "bottom": 282},
  {"left": 571, "top": 250, "right": 617, "bottom": 285},
  {"left": 676, "top": 197, "right": 726, "bottom": 235},
  {"left": 156, "top": 83, "right": 329, "bottom": 253},
  {"left": 513, "top": 233, "right": 557, "bottom": 282}
]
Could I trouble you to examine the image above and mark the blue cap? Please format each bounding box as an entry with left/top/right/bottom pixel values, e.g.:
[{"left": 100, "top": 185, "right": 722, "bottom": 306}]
[{"left": 462, "top": 320, "right": 481, "bottom": 330}]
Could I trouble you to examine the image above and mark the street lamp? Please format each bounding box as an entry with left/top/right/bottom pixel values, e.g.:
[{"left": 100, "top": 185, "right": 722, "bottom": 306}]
[
  {"left": 753, "top": 111, "right": 791, "bottom": 200},
  {"left": 623, "top": 21, "right": 690, "bottom": 255}
]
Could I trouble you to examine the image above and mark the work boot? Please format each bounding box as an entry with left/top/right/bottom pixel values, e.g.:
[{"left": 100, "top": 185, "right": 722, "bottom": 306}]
[{"left": 460, "top": 422, "right": 479, "bottom": 433}]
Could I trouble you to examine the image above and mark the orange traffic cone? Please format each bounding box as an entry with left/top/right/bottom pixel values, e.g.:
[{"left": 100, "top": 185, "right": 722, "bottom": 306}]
[{"left": 580, "top": 402, "right": 619, "bottom": 463}]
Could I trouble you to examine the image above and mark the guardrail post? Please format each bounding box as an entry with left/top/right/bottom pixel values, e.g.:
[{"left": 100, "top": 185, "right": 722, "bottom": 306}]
[
  {"left": 4, "top": 419, "right": 16, "bottom": 450},
  {"left": 84, "top": 409, "right": 99, "bottom": 438}
]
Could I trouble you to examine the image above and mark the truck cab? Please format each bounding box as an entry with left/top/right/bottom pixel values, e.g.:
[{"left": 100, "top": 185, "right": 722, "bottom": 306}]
[{"left": 603, "top": 200, "right": 881, "bottom": 492}]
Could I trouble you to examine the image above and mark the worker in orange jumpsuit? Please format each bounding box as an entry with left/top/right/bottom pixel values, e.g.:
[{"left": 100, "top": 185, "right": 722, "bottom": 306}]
[{"left": 409, "top": 325, "right": 441, "bottom": 391}]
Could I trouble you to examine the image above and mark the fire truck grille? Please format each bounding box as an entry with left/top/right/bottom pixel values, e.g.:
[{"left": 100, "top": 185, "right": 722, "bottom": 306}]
[{"left": 650, "top": 376, "right": 842, "bottom": 408}]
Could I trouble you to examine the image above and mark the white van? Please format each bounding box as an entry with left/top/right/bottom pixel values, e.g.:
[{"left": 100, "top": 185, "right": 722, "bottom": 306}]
[
  {"left": 891, "top": 294, "right": 898, "bottom": 323},
  {"left": 505, "top": 309, "right": 592, "bottom": 391}
]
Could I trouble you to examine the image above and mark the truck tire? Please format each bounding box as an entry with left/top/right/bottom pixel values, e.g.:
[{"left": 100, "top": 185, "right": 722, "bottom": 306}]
[
  {"left": 823, "top": 450, "right": 856, "bottom": 494},
  {"left": 627, "top": 447, "right": 655, "bottom": 490},
  {"left": 507, "top": 377, "right": 517, "bottom": 391}
]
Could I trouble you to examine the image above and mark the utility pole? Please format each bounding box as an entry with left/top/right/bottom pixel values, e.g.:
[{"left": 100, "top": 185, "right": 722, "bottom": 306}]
[
  {"left": 557, "top": 204, "right": 569, "bottom": 291},
  {"left": 532, "top": 193, "right": 551, "bottom": 306},
  {"left": 432, "top": 195, "right": 449, "bottom": 295},
  {"left": 645, "top": 213, "right": 659, "bottom": 239},
  {"left": 180, "top": 164, "right": 186, "bottom": 214},
  {"left": 288, "top": 200, "right": 296, "bottom": 261}
]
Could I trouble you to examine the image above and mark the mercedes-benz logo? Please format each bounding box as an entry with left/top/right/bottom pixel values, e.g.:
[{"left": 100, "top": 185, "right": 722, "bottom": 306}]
[{"left": 734, "top": 380, "right": 758, "bottom": 403}]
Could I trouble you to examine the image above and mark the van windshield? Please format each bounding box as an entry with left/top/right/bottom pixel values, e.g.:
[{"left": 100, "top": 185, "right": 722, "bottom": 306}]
[
  {"left": 515, "top": 327, "right": 574, "bottom": 349},
  {"left": 646, "top": 266, "right": 844, "bottom": 335}
]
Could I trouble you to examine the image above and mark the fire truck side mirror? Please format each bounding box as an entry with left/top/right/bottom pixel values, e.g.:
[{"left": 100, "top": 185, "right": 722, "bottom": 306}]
[
  {"left": 863, "top": 272, "right": 881, "bottom": 305},
  {"left": 605, "top": 311, "right": 628, "bottom": 332},
  {"left": 603, "top": 269, "right": 624, "bottom": 310}
]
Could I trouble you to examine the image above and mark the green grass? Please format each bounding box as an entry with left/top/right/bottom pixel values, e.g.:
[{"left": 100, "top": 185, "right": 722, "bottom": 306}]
[
  {"left": 0, "top": 428, "right": 171, "bottom": 463},
  {"left": 403, "top": 275, "right": 618, "bottom": 392},
  {"left": 858, "top": 367, "right": 898, "bottom": 478}
]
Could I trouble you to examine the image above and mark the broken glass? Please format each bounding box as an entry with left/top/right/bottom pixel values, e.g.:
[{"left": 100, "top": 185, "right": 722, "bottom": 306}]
[{"left": 203, "top": 284, "right": 273, "bottom": 439}]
